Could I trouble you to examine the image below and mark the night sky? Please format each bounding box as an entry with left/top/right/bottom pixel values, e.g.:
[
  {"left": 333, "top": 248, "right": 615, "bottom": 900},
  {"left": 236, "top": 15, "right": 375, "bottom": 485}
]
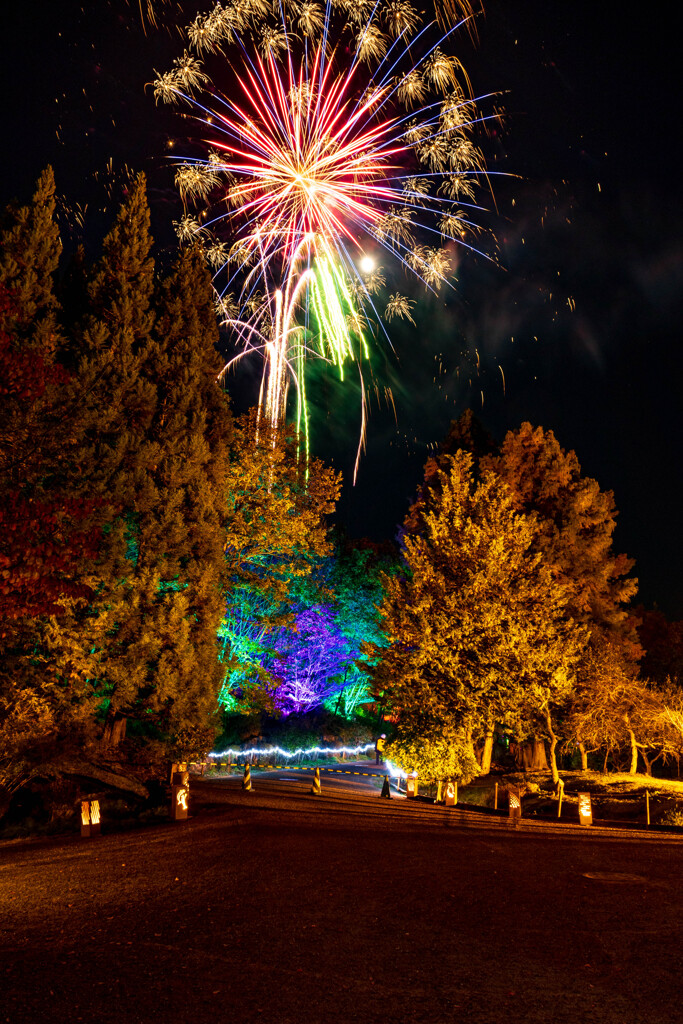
[{"left": 1, "top": 1, "right": 681, "bottom": 615}]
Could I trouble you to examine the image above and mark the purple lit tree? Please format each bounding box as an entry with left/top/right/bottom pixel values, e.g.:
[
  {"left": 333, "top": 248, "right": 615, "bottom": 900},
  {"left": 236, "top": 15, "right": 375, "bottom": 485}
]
[{"left": 271, "top": 607, "right": 352, "bottom": 715}]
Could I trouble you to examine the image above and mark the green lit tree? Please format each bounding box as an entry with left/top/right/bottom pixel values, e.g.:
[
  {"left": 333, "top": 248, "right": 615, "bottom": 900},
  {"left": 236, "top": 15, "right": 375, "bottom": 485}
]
[{"left": 218, "top": 410, "right": 341, "bottom": 714}]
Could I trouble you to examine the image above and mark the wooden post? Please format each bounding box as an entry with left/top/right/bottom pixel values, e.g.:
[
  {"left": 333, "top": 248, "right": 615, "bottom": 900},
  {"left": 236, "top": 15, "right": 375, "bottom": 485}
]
[
  {"left": 494, "top": 781, "right": 498, "bottom": 810},
  {"left": 646, "top": 790, "right": 650, "bottom": 826}
]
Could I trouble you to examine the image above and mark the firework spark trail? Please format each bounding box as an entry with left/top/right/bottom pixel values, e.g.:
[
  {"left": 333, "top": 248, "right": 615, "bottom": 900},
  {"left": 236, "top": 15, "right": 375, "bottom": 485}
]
[{"left": 154, "top": 0, "right": 497, "bottom": 473}]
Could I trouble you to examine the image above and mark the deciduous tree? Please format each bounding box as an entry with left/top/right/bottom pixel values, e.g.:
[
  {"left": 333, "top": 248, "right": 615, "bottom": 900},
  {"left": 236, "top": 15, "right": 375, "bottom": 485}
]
[{"left": 376, "top": 451, "right": 586, "bottom": 782}]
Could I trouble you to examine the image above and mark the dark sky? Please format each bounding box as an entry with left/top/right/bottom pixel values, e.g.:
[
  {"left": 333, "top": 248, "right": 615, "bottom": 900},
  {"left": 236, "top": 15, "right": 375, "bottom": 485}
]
[{"left": 1, "top": 1, "right": 681, "bottom": 615}]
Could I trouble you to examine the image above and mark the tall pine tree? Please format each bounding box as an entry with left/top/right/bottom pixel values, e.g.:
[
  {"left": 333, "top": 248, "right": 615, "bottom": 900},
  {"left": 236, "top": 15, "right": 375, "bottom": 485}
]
[{"left": 57, "top": 180, "right": 233, "bottom": 756}]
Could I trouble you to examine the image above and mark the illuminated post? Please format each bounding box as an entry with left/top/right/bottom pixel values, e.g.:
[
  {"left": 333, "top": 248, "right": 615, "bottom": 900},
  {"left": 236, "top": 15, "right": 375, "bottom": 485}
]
[
  {"left": 578, "top": 791, "right": 592, "bottom": 826},
  {"left": 434, "top": 780, "right": 443, "bottom": 804},
  {"left": 171, "top": 764, "right": 190, "bottom": 821},
  {"left": 646, "top": 790, "right": 650, "bottom": 826},
  {"left": 406, "top": 775, "right": 418, "bottom": 799},
  {"left": 444, "top": 781, "right": 457, "bottom": 807},
  {"left": 508, "top": 786, "right": 522, "bottom": 821},
  {"left": 81, "top": 799, "right": 101, "bottom": 837},
  {"left": 310, "top": 766, "right": 322, "bottom": 796},
  {"left": 81, "top": 800, "right": 90, "bottom": 837},
  {"left": 557, "top": 778, "right": 565, "bottom": 818},
  {"left": 494, "top": 782, "right": 498, "bottom": 810}
]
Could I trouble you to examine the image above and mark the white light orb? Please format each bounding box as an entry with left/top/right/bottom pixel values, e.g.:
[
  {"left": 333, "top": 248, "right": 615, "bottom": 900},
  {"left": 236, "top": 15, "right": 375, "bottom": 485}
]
[{"left": 359, "top": 255, "right": 375, "bottom": 274}]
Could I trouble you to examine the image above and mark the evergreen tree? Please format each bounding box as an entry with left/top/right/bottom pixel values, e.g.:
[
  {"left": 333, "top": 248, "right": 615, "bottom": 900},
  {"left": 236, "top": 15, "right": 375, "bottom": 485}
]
[
  {"left": 0, "top": 171, "right": 101, "bottom": 804},
  {"left": 55, "top": 181, "right": 233, "bottom": 755}
]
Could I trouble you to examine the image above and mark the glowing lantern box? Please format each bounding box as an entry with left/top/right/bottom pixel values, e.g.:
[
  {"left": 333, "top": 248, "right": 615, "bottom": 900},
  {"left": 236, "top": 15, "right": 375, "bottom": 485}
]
[
  {"left": 406, "top": 776, "right": 418, "bottom": 799},
  {"left": 444, "top": 781, "right": 458, "bottom": 807},
  {"left": 171, "top": 767, "right": 190, "bottom": 821},
  {"left": 81, "top": 799, "right": 101, "bottom": 837},
  {"left": 508, "top": 786, "right": 522, "bottom": 820},
  {"left": 578, "top": 791, "right": 593, "bottom": 826}
]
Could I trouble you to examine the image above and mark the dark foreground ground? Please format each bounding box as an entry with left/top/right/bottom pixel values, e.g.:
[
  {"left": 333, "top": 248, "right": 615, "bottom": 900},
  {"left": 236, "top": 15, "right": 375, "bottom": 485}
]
[{"left": 2, "top": 774, "right": 682, "bottom": 1024}]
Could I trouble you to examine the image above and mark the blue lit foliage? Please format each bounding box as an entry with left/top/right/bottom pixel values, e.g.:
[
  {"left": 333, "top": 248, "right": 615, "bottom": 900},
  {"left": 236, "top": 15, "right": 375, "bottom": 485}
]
[
  {"left": 271, "top": 606, "right": 352, "bottom": 714},
  {"left": 313, "top": 544, "right": 395, "bottom": 717}
]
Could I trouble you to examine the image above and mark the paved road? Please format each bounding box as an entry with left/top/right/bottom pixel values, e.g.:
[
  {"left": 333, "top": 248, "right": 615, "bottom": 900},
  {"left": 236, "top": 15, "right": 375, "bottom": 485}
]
[{"left": 2, "top": 779, "right": 682, "bottom": 1024}]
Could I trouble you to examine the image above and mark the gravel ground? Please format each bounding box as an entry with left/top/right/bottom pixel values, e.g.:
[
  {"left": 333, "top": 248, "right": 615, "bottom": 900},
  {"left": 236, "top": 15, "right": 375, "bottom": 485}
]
[{"left": 1, "top": 776, "right": 682, "bottom": 1024}]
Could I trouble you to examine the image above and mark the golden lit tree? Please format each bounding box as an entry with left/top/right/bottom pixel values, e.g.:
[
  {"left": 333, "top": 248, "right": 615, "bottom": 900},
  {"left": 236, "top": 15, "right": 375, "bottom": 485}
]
[{"left": 375, "top": 451, "right": 587, "bottom": 782}]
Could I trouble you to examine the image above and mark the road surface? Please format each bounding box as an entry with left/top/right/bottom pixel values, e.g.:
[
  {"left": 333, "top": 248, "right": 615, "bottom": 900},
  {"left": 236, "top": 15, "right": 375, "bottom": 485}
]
[{"left": 1, "top": 774, "right": 681, "bottom": 1024}]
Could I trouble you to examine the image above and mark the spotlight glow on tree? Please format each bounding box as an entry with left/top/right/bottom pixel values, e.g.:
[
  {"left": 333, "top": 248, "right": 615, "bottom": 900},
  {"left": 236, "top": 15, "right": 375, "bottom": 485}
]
[{"left": 154, "top": 0, "right": 494, "bottom": 469}]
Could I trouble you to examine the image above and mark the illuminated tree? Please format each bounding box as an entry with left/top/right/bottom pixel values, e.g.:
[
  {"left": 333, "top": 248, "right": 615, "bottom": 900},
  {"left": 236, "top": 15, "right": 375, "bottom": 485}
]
[
  {"left": 219, "top": 410, "right": 341, "bottom": 712},
  {"left": 296, "top": 539, "right": 396, "bottom": 717},
  {"left": 271, "top": 606, "right": 352, "bottom": 714},
  {"left": 54, "top": 179, "right": 234, "bottom": 753},
  {"left": 0, "top": 171, "right": 103, "bottom": 805},
  {"left": 385, "top": 722, "right": 480, "bottom": 784},
  {"left": 483, "top": 423, "right": 638, "bottom": 638},
  {"left": 376, "top": 451, "right": 586, "bottom": 783}
]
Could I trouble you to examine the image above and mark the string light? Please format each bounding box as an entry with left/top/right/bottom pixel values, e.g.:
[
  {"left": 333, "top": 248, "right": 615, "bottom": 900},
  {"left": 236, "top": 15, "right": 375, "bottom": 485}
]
[{"left": 209, "top": 742, "right": 375, "bottom": 760}]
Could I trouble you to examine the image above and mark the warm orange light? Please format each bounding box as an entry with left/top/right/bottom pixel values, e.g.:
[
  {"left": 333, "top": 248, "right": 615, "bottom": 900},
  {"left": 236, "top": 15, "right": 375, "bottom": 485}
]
[
  {"left": 578, "top": 791, "right": 593, "bottom": 826},
  {"left": 81, "top": 801, "right": 90, "bottom": 826},
  {"left": 90, "top": 800, "right": 100, "bottom": 825}
]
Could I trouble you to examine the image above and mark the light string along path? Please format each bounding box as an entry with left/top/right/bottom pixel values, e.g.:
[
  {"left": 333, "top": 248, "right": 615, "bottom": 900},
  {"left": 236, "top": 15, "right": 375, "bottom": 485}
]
[{"left": 205, "top": 743, "right": 409, "bottom": 778}]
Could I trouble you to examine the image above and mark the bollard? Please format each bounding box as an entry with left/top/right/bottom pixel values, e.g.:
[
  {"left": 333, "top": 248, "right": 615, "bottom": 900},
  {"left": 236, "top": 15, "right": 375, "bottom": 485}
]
[
  {"left": 406, "top": 776, "right": 418, "bottom": 799},
  {"left": 494, "top": 781, "right": 498, "bottom": 810},
  {"left": 508, "top": 786, "right": 522, "bottom": 822},
  {"left": 434, "top": 780, "right": 443, "bottom": 804},
  {"left": 310, "top": 766, "right": 322, "bottom": 796},
  {"left": 557, "top": 778, "right": 565, "bottom": 818},
  {"left": 444, "top": 781, "right": 457, "bottom": 807},
  {"left": 646, "top": 790, "right": 650, "bottom": 826},
  {"left": 80, "top": 799, "right": 101, "bottom": 837},
  {"left": 380, "top": 776, "right": 392, "bottom": 799},
  {"left": 578, "top": 791, "right": 592, "bottom": 826},
  {"left": 242, "top": 764, "right": 252, "bottom": 791}
]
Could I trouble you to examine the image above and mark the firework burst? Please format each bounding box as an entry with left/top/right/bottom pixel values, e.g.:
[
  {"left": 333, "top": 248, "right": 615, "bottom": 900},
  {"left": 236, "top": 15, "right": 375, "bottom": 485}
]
[{"left": 153, "top": 0, "right": 496, "bottom": 474}]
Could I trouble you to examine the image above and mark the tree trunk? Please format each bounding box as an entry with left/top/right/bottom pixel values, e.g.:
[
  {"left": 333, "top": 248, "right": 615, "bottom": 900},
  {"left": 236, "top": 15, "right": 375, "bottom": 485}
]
[
  {"left": 102, "top": 712, "right": 126, "bottom": 747},
  {"left": 627, "top": 727, "right": 638, "bottom": 774},
  {"left": 578, "top": 741, "right": 588, "bottom": 771},
  {"left": 464, "top": 725, "right": 476, "bottom": 766},
  {"left": 545, "top": 709, "right": 560, "bottom": 785},
  {"left": 641, "top": 748, "right": 652, "bottom": 776},
  {"left": 519, "top": 738, "right": 548, "bottom": 770},
  {"left": 480, "top": 729, "right": 495, "bottom": 774}
]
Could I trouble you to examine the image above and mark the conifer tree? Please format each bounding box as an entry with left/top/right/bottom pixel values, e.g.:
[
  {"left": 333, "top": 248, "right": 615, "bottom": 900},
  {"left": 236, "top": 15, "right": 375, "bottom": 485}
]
[
  {"left": 0, "top": 171, "right": 101, "bottom": 802},
  {"left": 56, "top": 180, "right": 233, "bottom": 755}
]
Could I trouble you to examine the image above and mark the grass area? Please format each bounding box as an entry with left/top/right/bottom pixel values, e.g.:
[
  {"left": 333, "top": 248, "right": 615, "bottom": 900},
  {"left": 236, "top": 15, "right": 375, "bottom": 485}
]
[{"left": 453, "top": 769, "right": 683, "bottom": 825}]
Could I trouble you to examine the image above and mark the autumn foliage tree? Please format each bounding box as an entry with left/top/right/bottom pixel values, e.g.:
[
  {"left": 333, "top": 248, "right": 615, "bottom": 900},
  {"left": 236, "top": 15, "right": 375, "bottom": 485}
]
[
  {"left": 0, "top": 170, "right": 104, "bottom": 806},
  {"left": 376, "top": 451, "right": 586, "bottom": 783}
]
